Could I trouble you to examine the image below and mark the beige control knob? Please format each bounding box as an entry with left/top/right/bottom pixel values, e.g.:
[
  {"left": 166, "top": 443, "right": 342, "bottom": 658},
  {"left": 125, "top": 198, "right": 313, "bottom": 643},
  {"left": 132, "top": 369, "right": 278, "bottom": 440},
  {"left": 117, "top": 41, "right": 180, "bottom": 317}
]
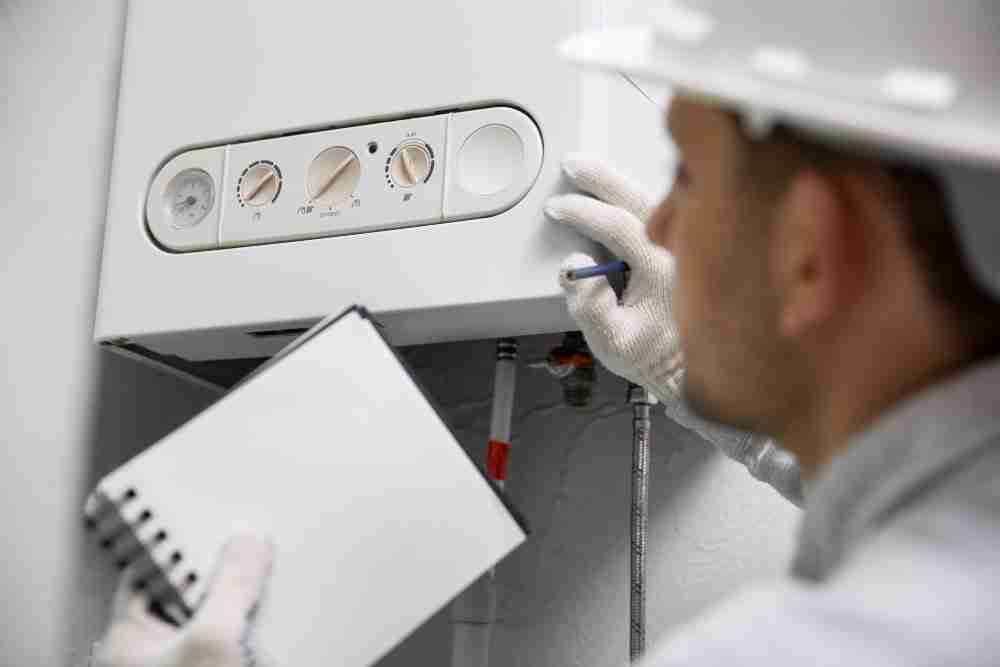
[
  {"left": 389, "top": 142, "right": 432, "bottom": 188},
  {"left": 307, "top": 147, "right": 361, "bottom": 206},
  {"left": 238, "top": 161, "right": 281, "bottom": 207}
]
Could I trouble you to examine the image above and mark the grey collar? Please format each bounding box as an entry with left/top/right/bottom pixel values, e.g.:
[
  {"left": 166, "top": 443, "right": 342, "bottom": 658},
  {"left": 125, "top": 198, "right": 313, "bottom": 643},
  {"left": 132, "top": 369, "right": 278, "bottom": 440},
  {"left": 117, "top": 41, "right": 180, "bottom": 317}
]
[{"left": 792, "top": 356, "right": 1000, "bottom": 581}]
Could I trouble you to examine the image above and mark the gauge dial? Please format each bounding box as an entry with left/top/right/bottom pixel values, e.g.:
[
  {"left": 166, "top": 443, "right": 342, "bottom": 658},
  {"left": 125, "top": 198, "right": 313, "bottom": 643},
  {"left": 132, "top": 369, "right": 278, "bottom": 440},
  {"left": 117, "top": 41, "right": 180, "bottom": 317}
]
[
  {"left": 162, "top": 168, "right": 215, "bottom": 228},
  {"left": 306, "top": 147, "right": 360, "bottom": 206},
  {"left": 238, "top": 161, "right": 282, "bottom": 207}
]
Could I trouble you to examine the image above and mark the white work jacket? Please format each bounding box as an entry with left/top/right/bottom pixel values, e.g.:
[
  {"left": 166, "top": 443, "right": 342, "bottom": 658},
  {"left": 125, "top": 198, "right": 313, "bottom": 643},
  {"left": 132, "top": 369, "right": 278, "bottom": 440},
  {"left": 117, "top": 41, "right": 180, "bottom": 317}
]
[{"left": 648, "top": 357, "right": 1000, "bottom": 666}]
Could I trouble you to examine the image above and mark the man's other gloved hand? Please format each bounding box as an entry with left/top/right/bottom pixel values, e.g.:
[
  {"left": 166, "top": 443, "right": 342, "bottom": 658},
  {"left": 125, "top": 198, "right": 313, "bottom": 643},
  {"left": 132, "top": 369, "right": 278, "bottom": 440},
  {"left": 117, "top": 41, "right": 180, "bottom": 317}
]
[
  {"left": 547, "top": 154, "right": 802, "bottom": 506},
  {"left": 545, "top": 153, "right": 683, "bottom": 399},
  {"left": 662, "top": 372, "right": 803, "bottom": 505},
  {"left": 93, "top": 535, "right": 274, "bottom": 667}
]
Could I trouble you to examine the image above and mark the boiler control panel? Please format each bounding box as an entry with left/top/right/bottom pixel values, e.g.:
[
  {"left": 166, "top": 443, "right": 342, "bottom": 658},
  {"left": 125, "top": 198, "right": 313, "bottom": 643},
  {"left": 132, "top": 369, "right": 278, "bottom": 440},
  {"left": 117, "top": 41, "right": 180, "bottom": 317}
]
[{"left": 146, "top": 106, "right": 542, "bottom": 251}]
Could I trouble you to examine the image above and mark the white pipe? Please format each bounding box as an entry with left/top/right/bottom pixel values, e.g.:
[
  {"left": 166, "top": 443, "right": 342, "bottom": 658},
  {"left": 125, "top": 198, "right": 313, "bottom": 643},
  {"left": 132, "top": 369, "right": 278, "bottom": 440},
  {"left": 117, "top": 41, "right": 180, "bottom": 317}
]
[
  {"left": 487, "top": 340, "right": 518, "bottom": 490},
  {"left": 450, "top": 339, "right": 518, "bottom": 667},
  {"left": 449, "top": 578, "right": 498, "bottom": 667}
]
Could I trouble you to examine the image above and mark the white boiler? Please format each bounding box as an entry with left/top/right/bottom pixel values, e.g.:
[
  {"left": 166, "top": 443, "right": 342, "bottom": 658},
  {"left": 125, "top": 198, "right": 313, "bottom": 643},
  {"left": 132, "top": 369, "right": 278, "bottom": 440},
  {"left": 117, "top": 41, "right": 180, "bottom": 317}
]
[{"left": 95, "top": 0, "right": 668, "bottom": 386}]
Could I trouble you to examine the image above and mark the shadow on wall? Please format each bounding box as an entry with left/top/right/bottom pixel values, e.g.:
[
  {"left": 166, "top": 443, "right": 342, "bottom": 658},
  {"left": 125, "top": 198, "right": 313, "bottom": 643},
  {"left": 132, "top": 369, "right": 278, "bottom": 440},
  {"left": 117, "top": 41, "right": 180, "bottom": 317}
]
[
  {"left": 400, "top": 335, "right": 717, "bottom": 667},
  {"left": 497, "top": 364, "right": 715, "bottom": 664}
]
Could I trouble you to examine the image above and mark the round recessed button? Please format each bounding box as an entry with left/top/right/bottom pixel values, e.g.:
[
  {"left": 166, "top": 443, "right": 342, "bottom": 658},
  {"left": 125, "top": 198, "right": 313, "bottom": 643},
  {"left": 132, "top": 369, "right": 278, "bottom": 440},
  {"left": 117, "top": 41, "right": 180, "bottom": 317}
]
[{"left": 457, "top": 124, "right": 524, "bottom": 196}]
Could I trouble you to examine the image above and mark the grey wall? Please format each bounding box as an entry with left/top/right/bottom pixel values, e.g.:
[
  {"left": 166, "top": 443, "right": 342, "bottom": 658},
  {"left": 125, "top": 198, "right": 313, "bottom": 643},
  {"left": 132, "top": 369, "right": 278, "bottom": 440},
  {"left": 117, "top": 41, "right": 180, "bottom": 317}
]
[
  {"left": 1, "top": 3, "right": 798, "bottom": 665},
  {"left": 393, "top": 339, "right": 798, "bottom": 666}
]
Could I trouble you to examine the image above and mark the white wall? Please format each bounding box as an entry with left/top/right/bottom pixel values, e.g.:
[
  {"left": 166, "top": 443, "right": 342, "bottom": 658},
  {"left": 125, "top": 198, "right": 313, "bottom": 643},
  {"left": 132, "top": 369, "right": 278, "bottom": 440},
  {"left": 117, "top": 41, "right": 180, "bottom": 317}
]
[
  {"left": 1, "top": 3, "right": 798, "bottom": 665},
  {"left": 1, "top": 2, "right": 220, "bottom": 663}
]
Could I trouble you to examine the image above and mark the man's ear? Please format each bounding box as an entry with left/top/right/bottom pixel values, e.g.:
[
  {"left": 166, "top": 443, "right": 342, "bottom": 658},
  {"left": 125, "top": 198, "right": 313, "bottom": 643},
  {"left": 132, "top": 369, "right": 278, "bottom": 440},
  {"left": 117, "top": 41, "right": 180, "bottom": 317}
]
[{"left": 773, "top": 168, "right": 857, "bottom": 340}]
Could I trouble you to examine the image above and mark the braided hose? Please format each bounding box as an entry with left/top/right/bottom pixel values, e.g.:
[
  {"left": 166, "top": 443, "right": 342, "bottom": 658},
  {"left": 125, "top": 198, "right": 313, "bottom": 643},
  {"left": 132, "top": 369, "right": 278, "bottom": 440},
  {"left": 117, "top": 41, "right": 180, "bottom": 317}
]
[{"left": 628, "top": 384, "right": 655, "bottom": 662}]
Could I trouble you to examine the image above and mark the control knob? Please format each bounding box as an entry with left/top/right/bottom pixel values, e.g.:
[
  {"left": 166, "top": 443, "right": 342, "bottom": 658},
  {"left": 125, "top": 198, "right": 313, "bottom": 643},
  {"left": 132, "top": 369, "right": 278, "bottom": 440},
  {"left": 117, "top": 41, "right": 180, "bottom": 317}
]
[
  {"left": 307, "top": 147, "right": 361, "bottom": 206},
  {"left": 389, "top": 142, "right": 433, "bottom": 188},
  {"left": 238, "top": 161, "right": 281, "bottom": 207}
]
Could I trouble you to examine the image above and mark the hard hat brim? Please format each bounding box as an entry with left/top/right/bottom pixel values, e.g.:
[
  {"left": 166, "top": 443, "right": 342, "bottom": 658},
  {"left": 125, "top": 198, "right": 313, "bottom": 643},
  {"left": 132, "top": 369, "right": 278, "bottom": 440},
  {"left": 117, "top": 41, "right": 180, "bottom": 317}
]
[{"left": 559, "top": 26, "right": 1000, "bottom": 169}]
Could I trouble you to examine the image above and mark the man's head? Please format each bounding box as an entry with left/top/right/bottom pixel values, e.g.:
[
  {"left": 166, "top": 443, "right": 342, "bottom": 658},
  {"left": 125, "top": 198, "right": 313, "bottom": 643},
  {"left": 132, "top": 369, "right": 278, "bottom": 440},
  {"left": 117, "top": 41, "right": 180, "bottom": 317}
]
[{"left": 648, "top": 96, "right": 1000, "bottom": 473}]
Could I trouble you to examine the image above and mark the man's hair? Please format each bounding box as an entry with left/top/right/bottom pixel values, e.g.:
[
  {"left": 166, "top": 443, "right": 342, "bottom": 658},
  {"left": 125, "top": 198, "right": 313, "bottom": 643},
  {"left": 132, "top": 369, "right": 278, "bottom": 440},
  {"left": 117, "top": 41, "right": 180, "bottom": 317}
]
[{"left": 741, "top": 124, "right": 1000, "bottom": 361}]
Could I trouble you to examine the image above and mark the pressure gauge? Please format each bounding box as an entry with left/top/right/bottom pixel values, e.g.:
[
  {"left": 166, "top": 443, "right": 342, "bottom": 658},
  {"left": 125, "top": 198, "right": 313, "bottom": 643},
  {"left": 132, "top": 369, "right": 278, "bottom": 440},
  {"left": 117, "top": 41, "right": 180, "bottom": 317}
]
[{"left": 162, "top": 168, "right": 215, "bottom": 228}]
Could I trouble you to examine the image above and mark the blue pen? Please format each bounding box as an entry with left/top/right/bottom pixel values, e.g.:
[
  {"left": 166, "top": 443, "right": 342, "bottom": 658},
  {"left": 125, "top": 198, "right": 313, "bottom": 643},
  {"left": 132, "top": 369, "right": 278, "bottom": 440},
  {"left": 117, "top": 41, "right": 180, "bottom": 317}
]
[{"left": 563, "top": 259, "right": 630, "bottom": 282}]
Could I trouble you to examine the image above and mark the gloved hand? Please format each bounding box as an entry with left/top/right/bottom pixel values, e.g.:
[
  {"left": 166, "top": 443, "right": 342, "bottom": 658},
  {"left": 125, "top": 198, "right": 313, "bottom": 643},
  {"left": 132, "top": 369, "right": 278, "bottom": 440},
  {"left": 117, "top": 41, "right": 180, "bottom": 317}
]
[
  {"left": 662, "top": 372, "right": 803, "bottom": 505},
  {"left": 547, "top": 154, "right": 802, "bottom": 506},
  {"left": 545, "top": 153, "right": 683, "bottom": 398},
  {"left": 93, "top": 535, "right": 274, "bottom": 667}
]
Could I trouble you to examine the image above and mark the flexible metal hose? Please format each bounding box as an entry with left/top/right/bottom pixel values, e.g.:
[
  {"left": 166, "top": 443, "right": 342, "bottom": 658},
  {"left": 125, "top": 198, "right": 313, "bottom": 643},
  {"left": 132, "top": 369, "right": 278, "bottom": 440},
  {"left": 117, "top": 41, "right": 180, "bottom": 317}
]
[{"left": 628, "top": 383, "right": 655, "bottom": 662}]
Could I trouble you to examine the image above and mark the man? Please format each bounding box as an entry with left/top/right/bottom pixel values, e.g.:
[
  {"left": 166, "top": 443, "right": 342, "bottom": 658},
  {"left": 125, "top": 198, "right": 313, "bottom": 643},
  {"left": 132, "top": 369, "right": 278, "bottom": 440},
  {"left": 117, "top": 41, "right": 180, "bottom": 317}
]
[
  {"left": 96, "top": 2, "right": 1000, "bottom": 664},
  {"left": 546, "top": 2, "right": 1000, "bottom": 663}
]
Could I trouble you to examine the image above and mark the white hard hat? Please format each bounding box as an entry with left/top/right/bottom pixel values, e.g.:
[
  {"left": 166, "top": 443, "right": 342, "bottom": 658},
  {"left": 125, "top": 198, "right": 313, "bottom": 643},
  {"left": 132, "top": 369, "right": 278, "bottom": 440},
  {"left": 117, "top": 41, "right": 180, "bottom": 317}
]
[{"left": 559, "top": 1, "right": 1000, "bottom": 297}]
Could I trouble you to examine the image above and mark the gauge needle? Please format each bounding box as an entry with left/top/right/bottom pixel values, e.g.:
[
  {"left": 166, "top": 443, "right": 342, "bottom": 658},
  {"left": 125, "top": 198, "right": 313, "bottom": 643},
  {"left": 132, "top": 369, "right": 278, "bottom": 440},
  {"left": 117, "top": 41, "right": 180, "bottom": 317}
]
[
  {"left": 175, "top": 195, "right": 196, "bottom": 212},
  {"left": 245, "top": 170, "right": 276, "bottom": 201},
  {"left": 313, "top": 155, "right": 356, "bottom": 201},
  {"left": 401, "top": 149, "right": 417, "bottom": 183}
]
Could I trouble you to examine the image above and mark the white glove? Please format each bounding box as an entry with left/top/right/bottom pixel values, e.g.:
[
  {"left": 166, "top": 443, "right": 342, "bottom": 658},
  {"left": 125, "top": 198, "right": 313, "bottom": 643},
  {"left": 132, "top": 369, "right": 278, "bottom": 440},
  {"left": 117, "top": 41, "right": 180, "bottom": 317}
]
[
  {"left": 547, "top": 154, "right": 802, "bottom": 506},
  {"left": 662, "top": 372, "right": 803, "bottom": 505},
  {"left": 545, "top": 154, "right": 683, "bottom": 396},
  {"left": 93, "top": 535, "right": 274, "bottom": 667}
]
